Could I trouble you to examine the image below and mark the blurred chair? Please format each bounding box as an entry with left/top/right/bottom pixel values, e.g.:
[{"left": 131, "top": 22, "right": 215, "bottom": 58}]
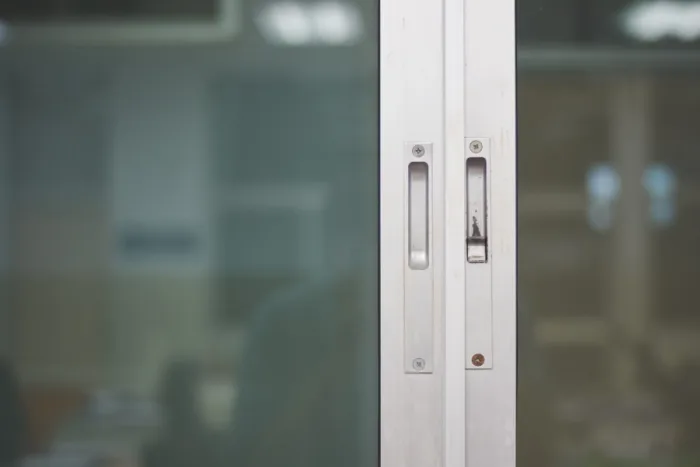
[
  {"left": 141, "top": 359, "right": 217, "bottom": 467},
  {"left": 223, "top": 271, "right": 366, "bottom": 467}
]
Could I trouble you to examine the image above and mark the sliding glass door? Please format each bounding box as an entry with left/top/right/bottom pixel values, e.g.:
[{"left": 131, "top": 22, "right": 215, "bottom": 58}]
[
  {"left": 0, "top": 1, "right": 522, "bottom": 467},
  {"left": 518, "top": 1, "right": 700, "bottom": 466}
]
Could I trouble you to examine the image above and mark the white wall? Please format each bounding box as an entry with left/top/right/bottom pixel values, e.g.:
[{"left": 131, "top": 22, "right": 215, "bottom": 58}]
[
  {"left": 111, "top": 67, "right": 214, "bottom": 275},
  {"left": 108, "top": 65, "right": 216, "bottom": 392}
]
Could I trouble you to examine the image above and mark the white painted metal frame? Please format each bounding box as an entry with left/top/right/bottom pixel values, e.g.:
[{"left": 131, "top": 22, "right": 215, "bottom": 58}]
[
  {"left": 381, "top": 0, "right": 445, "bottom": 466},
  {"left": 445, "top": 0, "right": 468, "bottom": 464},
  {"left": 382, "top": 0, "right": 516, "bottom": 466},
  {"left": 462, "top": 1, "right": 517, "bottom": 467}
]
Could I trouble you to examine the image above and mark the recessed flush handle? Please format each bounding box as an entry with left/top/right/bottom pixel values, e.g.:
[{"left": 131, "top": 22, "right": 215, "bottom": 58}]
[
  {"left": 408, "top": 161, "right": 429, "bottom": 270},
  {"left": 466, "top": 157, "right": 487, "bottom": 263},
  {"left": 404, "top": 142, "right": 434, "bottom": 374},
  {"left": 466, "top": 138, "right": 493, "bottom": 370}
]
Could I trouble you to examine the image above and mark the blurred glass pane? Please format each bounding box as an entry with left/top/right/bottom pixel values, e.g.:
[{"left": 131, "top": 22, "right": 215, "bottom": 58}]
[
  {"left": 0, "top": 1, "right": 378, "bottom": 467},
  {"left": 518, "top": 2, "right": 700, "bottom": 467}
]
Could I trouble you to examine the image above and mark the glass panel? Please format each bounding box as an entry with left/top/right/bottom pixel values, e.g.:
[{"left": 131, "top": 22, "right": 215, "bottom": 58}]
[
  {"left": 518, "top": 2, "right": 700, "bottom": 467},
  {"left": 0, "top": 1, "right": 378, "bottom": 466}
]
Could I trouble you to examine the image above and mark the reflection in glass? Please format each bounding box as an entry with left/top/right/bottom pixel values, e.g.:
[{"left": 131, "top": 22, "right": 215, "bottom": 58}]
[
  {"left": 519, "top": 1, "right": 700, "bottom": 466},
  {"left": 0, "top": 1, "right": 378, "bottom": 466}
]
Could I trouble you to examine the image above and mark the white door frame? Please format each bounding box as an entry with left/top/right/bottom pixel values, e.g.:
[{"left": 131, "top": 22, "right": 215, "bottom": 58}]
[
  {"left": 462, "top": 0, "right": 517, "bottom": 466},
  {"left": 380, "top": 0, "right": 517, "bottom": 466}
]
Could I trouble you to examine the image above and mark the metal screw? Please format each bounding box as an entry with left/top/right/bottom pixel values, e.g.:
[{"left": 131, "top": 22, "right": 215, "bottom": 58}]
[
  {"left": 471, "top": 353, "right": 485, "bottom": 367},
  {"left": 412, "top": 144, "right": 425, "bottom": 157},
  {"left": 469, "top": 140, "right": 483, "bottom": 154},
  {"left": 412, "top": 358, "right": 426, "bottom": 371}
]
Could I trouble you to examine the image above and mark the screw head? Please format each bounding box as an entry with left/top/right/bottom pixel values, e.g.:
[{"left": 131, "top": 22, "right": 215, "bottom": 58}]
[
  {"left": 471, "top": 353, "right": 485, "bottom": 367},
  {"left": 469, "top": 140, "right": 483, "bottom": 154},
  {"left": 412, "top": 358, "right": 426, "bottom": 371},
  {"left": 412, "top": 144, "right": 425, "bottom": 157}
]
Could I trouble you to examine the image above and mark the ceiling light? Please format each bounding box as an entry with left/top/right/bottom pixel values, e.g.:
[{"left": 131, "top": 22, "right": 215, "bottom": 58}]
[
  {"left": 621, "top": 0, "right": 700, "bottom": 42},
  {"left": 257, "top": 2, "right": 314, "bottom": 46},
  {"left": 257, "top": 1, "right": 364, "bottom": 46},
  {"left": 310, "top": 2, "right": 363, "bottom": 45}
]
